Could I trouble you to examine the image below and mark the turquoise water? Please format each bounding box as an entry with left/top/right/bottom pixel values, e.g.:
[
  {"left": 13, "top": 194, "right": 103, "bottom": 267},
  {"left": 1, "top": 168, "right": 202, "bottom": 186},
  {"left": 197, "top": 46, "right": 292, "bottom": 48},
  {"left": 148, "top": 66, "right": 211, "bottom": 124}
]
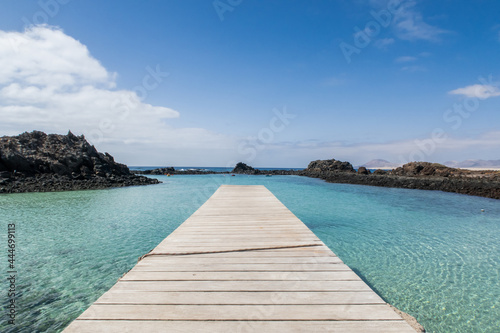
[{"left": 1, "top": 174, "right": 499, "bottom": 332}]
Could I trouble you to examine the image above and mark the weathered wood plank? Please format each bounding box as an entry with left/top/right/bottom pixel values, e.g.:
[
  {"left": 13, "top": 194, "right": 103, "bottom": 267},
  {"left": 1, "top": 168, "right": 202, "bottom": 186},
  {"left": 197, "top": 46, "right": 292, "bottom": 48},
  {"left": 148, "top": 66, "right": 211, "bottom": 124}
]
[
  {"left": 132, "top": 263, "right": 352, "bottom": 272},
  {"left": 95, "top": 291, "right": 384, "bottom": 305},
  {"left": 111, "top": 280, "right": 373, "bottom": 292},
  {"left": 121, "top": 270, "right": 361, "bottom": 281},
  {"left": 78, "top": 304, "right": 403, "bottom": 321},
  {"left": 64, "top": 320, "right": 416, "bottom": 333},
  {"left": 140, "top": 256, "right": 341, "bottom": 264}
]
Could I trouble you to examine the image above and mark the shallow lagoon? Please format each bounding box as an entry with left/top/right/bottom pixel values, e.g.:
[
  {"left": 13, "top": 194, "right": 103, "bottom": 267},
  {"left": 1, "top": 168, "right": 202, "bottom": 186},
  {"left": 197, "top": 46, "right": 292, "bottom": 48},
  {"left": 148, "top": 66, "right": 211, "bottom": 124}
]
[{"left": 1, "top": 174, "right": 499, "bottom": 332}]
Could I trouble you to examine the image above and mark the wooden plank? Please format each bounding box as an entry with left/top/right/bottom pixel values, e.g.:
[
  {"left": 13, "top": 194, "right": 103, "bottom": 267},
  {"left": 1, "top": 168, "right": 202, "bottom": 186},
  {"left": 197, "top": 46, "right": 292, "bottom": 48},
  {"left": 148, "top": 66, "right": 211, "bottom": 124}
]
[
  {"left": 144, "top": 251, "right": 335, "bottom": 258},
  {"left": 95, "top": 291, "right": 385, "bottom": 305},
  {"left": 165, "top": 234, "right": 317, "bottom": 238},
  {"left": 133, "top": 263, "right": 352, "bottom": 272},
  {"left": 121, "top": 271, "right": 361, "bottom": 281},
  {"left": 166, "top": 238, "right": 321, "bottom": 243},
  {"left": 111, "top": 280, "right": 373, "bottom": 292},
  {"left": 64, "top": 320, "right": 416, "bottom": 333},
  {"left": 78, "top": 304, "right": 403, "bottom": 321},
  {"left": 139, "top": 256, "right": 341, "bottom": 264},
  {"left": 150, "top": 245, "right": 326, "bottom": 254}
]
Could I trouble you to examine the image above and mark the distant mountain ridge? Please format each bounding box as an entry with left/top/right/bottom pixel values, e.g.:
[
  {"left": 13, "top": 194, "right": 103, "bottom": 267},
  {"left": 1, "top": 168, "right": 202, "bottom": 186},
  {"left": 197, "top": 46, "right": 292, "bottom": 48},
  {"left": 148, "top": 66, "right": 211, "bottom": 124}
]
[
  {"left": 360, "top": 159, "right": 500, "bottom": 170},
  {"left": 359, "top": 159, "right": 402, "bottom": 169},
  {"left": 444, "top": 159, "right": 500, "bottom": 169}
]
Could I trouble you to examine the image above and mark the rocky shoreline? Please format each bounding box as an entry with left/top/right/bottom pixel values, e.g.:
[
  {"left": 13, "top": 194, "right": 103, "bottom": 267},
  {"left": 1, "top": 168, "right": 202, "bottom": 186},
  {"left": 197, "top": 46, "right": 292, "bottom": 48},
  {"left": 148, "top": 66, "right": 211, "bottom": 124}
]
[
  {"left": 0, "top": 131, "right": 159, "bottom": 194},
  {"left": 132, "top": 162, "right": 300, "bottom": 176},
  {"left": 1, "top": 131, "right": 499, "bottom": 199},
  {"left": 135, "top": 160, "right": 500, "bottom": 200},
  {"left": 299, "top": 159, "right": 500, "bottom": 200}
]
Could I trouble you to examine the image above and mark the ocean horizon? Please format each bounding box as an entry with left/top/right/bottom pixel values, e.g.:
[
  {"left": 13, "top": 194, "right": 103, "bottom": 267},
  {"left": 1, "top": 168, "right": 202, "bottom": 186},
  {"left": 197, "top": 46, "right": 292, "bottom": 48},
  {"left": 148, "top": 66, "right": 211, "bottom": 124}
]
[{"left": 129, "top": 166, "right": 305, "bottom": 172}]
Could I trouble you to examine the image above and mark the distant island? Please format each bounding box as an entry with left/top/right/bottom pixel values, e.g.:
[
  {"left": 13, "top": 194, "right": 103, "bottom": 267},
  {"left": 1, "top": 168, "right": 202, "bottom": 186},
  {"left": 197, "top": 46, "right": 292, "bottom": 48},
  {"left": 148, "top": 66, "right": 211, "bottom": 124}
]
[
  {"left": 358, "top": 159, "right": 402, "bottom": 169},
  {"left": 1, "top": 131, "right": 499, "bottom": 199},
  {"left": 443, "top": 159, "right": 500, "bottom": 170},
  {"left": 359, "top": 158, "right": 500, "bottom": 170}
]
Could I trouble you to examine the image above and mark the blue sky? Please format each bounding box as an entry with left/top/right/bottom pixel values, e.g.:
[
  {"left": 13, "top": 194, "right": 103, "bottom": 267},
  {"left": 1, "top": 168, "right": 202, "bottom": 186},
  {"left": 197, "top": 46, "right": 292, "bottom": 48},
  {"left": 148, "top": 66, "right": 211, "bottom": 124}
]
[{"left": 0, "top": 0, "right": 499, "bottom": 167}]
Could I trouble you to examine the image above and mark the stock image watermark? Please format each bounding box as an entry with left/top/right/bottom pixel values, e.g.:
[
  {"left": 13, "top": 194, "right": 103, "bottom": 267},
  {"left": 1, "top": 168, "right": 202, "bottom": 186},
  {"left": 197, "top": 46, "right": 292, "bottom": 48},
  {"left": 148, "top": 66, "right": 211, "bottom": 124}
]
[
  {"left": 87, "top": 64, "right": 170, "bottom": 144},
  {"left": 237, "top": 106, "right": 296, "bottom": 162},
  {"left": 22, "top": 0, "right": 71, "bottom": 27},
  {"left": 213, "top": 0, "right": 243, "bottom": 21},
  {"left": 235, "top": 258, "right": 326, "bottom": 333},
  {"left": 398, "top": 75, "right": 499, "bottom": 164},
  {"left": 189, "top": 106, "right": 296, "bottom": 207},
  {"left": 6, "top": 223, "right": 17, "bottom": 326},
  {"left": 339, "top": 0, "right": 407, "bottom": 64}
]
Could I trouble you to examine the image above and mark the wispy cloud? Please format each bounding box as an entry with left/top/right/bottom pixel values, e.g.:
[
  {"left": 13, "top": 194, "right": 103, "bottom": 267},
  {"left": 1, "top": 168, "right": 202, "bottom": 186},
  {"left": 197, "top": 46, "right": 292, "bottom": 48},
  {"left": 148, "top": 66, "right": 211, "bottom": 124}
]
[
  {"left": 266, "top": 131, "right": 500, "bottom": 166},
  {"left": 374, "top": 38, "right": 395, "bottom": 49},
  {"left": 392, "top": 1, "right": 448, "bottom": 41},
  {"left": 322, "top": 76, "right": 347, "bottom": 87},
  {"left": 449, "top": 84, "right": 500, "bottom": 99},
  {"left": 395, "top": 56, "right": 417, "bottom": 63},
  {"left": 492, "top": 24, "right": 500, "bottom": 42},
  {"left": 395, "top": 51, "right": 430, "bottom": 71},
  {"left": 401, "top": 65, "right": 426, "bottom": 72}
]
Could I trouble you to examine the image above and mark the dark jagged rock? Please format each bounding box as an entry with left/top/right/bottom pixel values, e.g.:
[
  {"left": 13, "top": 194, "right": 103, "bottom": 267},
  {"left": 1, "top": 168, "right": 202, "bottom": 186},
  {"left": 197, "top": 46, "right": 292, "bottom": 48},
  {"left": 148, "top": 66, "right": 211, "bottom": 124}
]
[
  {"left": 0, "top": 131, "right": 160, "bottom": 193},
  {"left": 306, "top": 159, "right": 355, "bottom": 173},
  {"left": 391, "top": 162, "right": 455, "bottom": 177},
  {"left": 299, "top": 158, "right": 500, "bottom": 200},
  {"left": 137, "top": 167, "right": 176, "bottom": 175},
  {"left": 232, "top": 162, "right": 260, "bottom": 174},
  {"left": 357, "top": 166, "right": 370, "bottom": 175},
  {"left": 134, "top": 167, "right": 229, "bottom": 175}
]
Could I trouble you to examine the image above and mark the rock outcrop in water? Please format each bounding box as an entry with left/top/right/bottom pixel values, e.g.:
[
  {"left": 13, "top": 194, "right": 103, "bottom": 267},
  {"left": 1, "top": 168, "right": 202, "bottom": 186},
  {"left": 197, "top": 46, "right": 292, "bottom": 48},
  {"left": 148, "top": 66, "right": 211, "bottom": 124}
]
[
  {"left": 0, "top": 131, "right": 160, "bottom": 193},
  {"left": 301, "top": 159, "right": 500, "bottom": 199},
  {"left": 306, "top": 159, "right": 355, "bottom": 173},
  {"left": 232, "top": 162, "right": 258, "bottom": 174},
  {"left": 134, "top": 163, "right": 299, "bottom": 176},
  {"left": 137, "top": 167, "right": 176, "bottom": 175}
]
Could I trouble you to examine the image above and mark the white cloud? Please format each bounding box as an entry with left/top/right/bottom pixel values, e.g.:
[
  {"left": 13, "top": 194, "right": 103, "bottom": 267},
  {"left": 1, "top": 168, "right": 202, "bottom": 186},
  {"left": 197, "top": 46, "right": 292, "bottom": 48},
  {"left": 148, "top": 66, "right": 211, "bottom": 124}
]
[
  {"left": 0, "top": 26, "right": 113, "bottom": 88},
  {"left": 395, "top": 56, "right": 417, "bottom": 63},
  {"left": 0, "top": 25, "right": 238, "bottom": 165},
  {"left": 373, "top": 38, "right": 395, "bottom": 49},
  {"left": 449, "top": 84, "right": 500, "bottom": 99},
  {"left": 266, "top": 131, "right": 500, "bottom": 167},
  {"left": 400, "top": 65, "right": 426, "bottom": 72},
  {"left": 369, "top": 0, "right": 447, "bottom": 42}
]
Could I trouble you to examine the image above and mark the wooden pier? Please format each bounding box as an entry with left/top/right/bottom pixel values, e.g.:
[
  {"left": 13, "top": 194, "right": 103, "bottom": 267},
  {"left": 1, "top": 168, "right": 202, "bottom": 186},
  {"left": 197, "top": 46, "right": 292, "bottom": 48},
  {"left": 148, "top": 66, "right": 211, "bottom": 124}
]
[{"left": 64, "top": 185, "right": 416, "bottom": 332}]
